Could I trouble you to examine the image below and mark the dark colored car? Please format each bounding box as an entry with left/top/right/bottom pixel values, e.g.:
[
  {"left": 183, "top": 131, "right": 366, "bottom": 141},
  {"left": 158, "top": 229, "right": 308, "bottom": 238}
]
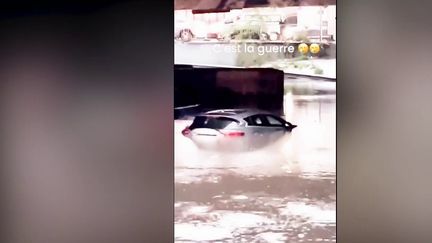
[{"left": 181, "top": 109, "right": 297, "bottom": 151}]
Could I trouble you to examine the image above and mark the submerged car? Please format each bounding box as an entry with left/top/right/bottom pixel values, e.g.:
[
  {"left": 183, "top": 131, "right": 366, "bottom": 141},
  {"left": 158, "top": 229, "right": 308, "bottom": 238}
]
[{"left": 181, "top": 109, "right": 297, "bottom": 151}]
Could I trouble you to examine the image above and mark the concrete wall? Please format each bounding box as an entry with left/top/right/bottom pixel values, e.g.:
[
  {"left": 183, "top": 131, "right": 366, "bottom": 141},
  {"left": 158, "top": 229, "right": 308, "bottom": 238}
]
[
  {"left": 175, "top": 41, "right": 336, "bottom": 67},
  {"left": 174, "top": 66, "right": 285, "bottom": 118}
]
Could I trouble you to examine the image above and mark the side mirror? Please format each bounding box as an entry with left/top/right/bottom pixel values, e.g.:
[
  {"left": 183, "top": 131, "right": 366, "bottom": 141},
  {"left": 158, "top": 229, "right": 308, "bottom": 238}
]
[{"left": 285, "top": 123, "right": 297, "bottom": 131}]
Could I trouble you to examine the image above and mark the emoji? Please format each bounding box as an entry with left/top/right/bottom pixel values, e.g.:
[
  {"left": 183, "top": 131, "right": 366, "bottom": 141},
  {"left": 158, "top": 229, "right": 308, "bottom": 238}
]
[
  {"left": 298, "top": 43, "right": 309, "bottom": 54},
  {"left": 310, "top": 43, "right": 320, "bottom": 54}
]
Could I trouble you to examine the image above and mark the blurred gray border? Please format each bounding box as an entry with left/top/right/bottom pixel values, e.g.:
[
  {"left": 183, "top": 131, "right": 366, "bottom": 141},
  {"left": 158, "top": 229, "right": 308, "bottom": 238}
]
[{"left": 338, "top": 1, "right": 432, "bottom": 242}]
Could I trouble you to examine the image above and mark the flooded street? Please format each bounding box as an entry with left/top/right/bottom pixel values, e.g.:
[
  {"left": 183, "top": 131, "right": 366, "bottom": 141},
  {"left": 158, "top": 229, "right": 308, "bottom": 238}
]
[{"left": 175, "top": 78, "right": 335, "bottom": 242}]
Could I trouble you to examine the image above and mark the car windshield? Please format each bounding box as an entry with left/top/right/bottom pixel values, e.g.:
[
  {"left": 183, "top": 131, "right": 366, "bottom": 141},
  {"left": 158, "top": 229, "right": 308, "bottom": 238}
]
[{"left": 189, "top": 116, "right": 239, "bottom": 130}]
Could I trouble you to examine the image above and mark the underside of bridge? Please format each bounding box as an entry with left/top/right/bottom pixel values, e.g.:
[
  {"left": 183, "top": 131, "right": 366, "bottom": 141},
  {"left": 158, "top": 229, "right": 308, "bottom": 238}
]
[{"left": 175, "top": 0, "right": 336, "bottom": 10}]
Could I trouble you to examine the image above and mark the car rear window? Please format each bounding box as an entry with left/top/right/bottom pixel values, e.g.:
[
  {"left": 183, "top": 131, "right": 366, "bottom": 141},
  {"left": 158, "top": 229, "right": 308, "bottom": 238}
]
[{"left": 189, "top": 116, "right": 239, "bottom": 130}]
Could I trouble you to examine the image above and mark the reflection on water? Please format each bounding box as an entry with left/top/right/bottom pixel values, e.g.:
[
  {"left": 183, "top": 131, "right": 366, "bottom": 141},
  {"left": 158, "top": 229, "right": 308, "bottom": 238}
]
[{"left": 284, "top": 90, "right": 336, "bottom": 178}]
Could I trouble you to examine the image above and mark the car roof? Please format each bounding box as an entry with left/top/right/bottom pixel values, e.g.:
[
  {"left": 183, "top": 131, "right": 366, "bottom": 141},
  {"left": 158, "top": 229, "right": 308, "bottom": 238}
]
[{"left": 200, "top": 109, "right": 276, "bottom": 120}]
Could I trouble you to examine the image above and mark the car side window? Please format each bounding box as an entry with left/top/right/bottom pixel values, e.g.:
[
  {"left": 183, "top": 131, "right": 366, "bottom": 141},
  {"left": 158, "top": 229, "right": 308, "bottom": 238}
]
[
  {"left": 265, "top": 115, "right": 284, "bottom": 126},
  {"left": 245, "top": 115, "right": 267, "bottom": 126}
]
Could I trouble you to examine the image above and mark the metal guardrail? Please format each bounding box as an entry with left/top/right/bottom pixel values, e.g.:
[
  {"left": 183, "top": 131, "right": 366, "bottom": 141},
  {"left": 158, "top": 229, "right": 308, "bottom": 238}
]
[
  {"left": 284, "top": 73, "right": 336, "bottom": 82},
  {"left": 174, "top": 104, "right": 200, "bottom": 110},
  {"left": 176, "top": 63, "right": 336, "bottom": 81}
]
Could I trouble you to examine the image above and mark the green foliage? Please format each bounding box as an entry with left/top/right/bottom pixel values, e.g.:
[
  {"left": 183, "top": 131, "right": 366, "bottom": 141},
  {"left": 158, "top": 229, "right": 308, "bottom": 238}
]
[
  {"left": 293, "top": 30, "right": 310, "bottom": 42},
  {"left": 298, "top": 55, "right": 309, "bottom": 61},
  {"left": 230, "top": 28, "right": 261, "bottom": 40},
  {"left": 226, "top": 13, "right": 269, "bottom": 40},
  {"left": 314, "top": 67, "right": 324, "bottom": 75}
]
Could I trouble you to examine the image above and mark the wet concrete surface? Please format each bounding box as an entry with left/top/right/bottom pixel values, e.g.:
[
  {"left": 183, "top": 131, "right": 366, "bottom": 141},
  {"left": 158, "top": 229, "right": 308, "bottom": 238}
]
[{"left": 175, "top": 79, "right": 335, "bottom": 242}]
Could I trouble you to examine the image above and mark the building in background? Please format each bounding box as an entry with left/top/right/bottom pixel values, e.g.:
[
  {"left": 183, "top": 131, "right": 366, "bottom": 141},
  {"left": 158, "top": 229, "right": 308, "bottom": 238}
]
[{"left": 174, "top": 6, "right": 336, "bottom": 42}]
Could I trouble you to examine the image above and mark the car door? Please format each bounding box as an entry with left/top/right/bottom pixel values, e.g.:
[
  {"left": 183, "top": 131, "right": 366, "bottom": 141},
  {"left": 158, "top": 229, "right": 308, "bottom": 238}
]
[
  {"left": 244, "top": 115, "right": 270, "bottom": 148},
  {"left": 261, "top": 115, "right": 287, "bottom": 141}
]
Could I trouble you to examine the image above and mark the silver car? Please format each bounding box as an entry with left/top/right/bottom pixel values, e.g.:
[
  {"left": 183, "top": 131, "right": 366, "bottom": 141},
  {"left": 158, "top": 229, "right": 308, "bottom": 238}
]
[{"left": 181, "top": 109, "right": 297, "bottom": 151}]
